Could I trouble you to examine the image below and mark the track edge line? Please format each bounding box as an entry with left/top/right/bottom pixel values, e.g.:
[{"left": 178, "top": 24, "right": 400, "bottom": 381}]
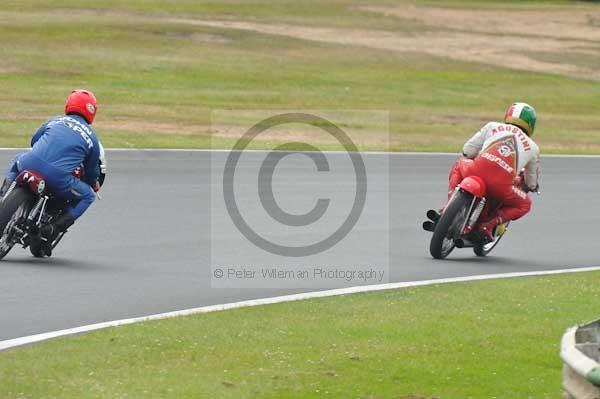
[{"left": 1, "top": 266, "right": 599, "bottom": 351}]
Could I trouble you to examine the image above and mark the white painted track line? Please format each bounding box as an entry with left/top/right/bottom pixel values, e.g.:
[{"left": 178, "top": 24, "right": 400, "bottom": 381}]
[{"left": 1, "top": 266, "right": 599, "bottom": 352}]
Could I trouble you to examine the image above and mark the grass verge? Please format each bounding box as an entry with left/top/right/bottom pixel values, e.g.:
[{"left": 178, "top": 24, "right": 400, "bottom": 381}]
[
  {"left": 0, "top": 1, "right": 599, "bottom": 153},
  {"left": 1, "top": 270, "right": 599, "bottom": 399}
]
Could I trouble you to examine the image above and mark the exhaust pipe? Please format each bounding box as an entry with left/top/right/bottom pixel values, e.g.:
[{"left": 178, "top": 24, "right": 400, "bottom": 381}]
[
  {"left": 426, "top": 209, "right": 440, "bottom": 223},
  {"left": 422, "top": 221, "right": 435, "bottom": 232}
]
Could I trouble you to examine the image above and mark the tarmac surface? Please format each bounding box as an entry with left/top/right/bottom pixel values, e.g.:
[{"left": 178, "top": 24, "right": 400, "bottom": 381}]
[{"left": 0, "top": 149, "right": 598, "bottom": 340}]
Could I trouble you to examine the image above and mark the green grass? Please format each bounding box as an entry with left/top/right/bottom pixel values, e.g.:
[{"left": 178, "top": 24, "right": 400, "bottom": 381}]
[
  {"left": 1, "top": 270, "right": 599, "bottom": 398},
  {"left": 0, "top": 1, "right": 599, "bottom": 152}
]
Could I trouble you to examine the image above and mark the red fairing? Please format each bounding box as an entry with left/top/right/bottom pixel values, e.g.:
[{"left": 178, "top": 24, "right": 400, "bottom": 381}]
[
  {"left": 16, "top": 170, "right": 48, "bottom": 195},
  {"left": 458, "top": 175, "right": 487, "bottom": 198}
]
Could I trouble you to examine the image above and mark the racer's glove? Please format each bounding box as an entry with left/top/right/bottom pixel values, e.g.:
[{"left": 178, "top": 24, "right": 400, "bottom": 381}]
[
  {"left": 514, "top": 168, "right": 538, "bottom": 193},
  {"left": 525, "top": 184, "right": 540, "bottom": 193}
]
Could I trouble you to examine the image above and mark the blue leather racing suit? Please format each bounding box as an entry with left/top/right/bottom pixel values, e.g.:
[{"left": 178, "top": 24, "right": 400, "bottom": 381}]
[{"left": 6, "top": 115, "right": 101, "bottom": 220}]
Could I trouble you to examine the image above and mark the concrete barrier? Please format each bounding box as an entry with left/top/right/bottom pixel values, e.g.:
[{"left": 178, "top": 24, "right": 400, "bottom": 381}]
[{"left": 561, "top": 320, "right": 600, "bottom": 399}]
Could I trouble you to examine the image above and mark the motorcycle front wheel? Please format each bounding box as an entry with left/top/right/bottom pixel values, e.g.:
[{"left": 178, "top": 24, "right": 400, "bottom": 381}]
[{"left": 429, "top": 190, "right": 470, "bottom": 259}]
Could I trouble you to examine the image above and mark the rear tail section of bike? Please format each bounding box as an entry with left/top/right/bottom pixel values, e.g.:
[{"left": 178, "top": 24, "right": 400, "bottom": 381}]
[{"left": 0, "top": 170, "right": 64, "bottom": 261}]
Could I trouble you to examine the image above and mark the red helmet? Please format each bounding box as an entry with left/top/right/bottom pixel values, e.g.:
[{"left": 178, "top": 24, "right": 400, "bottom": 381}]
[{"left": 64, "top": 89, "right": 98, "bottom": 124}]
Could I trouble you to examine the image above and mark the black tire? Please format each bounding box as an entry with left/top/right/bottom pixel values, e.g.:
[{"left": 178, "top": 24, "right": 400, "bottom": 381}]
[
  {"left": 0, "top": 188, "right": 33, "bottom": 260},
  {"left": 429, "top": 190, "right": 471, "bottom": 259}
]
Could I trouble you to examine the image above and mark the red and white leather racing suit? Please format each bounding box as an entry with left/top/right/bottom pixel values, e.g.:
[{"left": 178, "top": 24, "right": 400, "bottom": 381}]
[{"left": 448, "top": 122, "right": 540, "bottom": 223}]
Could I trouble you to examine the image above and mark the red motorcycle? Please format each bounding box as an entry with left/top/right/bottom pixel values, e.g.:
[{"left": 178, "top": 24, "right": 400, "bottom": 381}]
[{"left": 423, "top": 171, "right": 536, "bottom": 259}]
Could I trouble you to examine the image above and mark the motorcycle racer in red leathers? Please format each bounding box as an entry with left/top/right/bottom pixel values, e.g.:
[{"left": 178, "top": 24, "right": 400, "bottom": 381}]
[{"left": 446, "top": 102, "right": 540, "bottom": 241}]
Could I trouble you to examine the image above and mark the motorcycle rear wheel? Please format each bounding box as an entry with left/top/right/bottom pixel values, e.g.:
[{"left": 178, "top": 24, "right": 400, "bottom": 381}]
[
  {"left": 430, "top": 190, "right": 470, "bottom": 259},
  {"left": 0, "top": 188, "right": 33, "bottom": 261},
  {"left": 473, "top": 222, "right": 509, "bottom": 257}
]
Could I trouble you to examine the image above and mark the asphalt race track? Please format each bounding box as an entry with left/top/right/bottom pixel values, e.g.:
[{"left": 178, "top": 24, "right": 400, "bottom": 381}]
[{"left": 0, "top": 149, "right": 599, "bottom": 340}]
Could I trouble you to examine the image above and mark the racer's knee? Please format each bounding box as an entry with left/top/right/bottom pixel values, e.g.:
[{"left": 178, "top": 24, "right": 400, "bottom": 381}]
[
  {"left": 448, "top": 158, "right": 473, "bottom": 197},
  {"left": 74, "top": 191, "right": 95, "bottom": 220},
  {"left": 513, "top": 186, "right": 532, "bottom": 216},
  {"left": 448, "top": 161, "right": 461, "bottom": 191},
  {"left": 499, "top": 189, "right": 531, "bottom": 222},
  {"left": 63, "top": 182, "right": 96, "bottom": 220},
  {"left": 6, "top": 156, "right": 20, "bottom": 181}
]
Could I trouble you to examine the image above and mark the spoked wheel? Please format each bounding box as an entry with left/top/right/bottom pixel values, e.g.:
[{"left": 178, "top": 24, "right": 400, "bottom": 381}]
[
  {"left": 429, "top": 190, "right": 471, "bottom": 259},
  {"left": 0, "top": 188, "right": 33, "bottom": 261},
  {"left": 473, "top": 222, "right": 510, "bottom": 257}
]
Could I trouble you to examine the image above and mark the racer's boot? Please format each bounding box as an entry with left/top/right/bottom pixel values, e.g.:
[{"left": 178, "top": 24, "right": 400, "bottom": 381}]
[
  {"left": 30, "top": 240, "right": 51, "bottom": 258},
  {"left": 41, "top": 213, "right": 75, "bottom": 245},
  {"left": 479, "top": 216, "right": 503, "bottom": 242}
]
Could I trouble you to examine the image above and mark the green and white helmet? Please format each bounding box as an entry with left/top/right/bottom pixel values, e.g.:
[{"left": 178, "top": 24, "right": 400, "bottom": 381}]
[{"left": 504, "top": 102, "right": 537, "bottom": 136}]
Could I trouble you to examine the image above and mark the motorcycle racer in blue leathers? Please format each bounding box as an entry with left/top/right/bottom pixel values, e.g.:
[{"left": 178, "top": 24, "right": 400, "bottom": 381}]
[{"left": 0, "top": 90, "right": 104, "bottom": 242}]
